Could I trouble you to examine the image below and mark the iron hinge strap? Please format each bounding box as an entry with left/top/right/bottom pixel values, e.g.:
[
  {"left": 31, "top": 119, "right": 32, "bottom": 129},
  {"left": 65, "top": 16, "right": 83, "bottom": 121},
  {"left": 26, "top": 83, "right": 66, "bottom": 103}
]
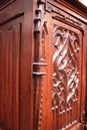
[{"left": 44, "top": 1, "right": 83, "bottom": 29}]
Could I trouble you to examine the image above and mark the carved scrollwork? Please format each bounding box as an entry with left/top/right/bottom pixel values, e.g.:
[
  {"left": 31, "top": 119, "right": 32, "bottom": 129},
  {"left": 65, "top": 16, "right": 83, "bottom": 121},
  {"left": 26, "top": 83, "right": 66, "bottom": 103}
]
[{"left": 52, "top": 25, "right": 80, "bottom": 128}]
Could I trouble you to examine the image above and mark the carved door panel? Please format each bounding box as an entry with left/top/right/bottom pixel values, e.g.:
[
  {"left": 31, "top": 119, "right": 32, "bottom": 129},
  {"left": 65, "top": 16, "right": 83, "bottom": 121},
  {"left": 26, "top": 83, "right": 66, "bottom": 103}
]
[
  {"left": 33, "top": 1, "right": 86, "bottom": 130},
  {"left": 50, "top": 19, "right": 83, "bottom": 130}
]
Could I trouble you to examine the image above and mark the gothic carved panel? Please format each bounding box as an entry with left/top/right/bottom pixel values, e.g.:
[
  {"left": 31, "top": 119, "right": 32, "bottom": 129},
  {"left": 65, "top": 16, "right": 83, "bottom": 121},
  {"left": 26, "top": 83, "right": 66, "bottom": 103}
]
[{"left": 52, "top": 25, "right": 80, "bottom": 129}]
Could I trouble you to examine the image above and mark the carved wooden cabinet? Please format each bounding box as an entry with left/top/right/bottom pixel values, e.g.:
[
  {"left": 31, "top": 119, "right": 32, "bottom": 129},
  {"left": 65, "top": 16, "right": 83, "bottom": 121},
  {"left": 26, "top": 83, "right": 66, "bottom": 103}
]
[{"left": 0, "top": 0, "right": 87, "bottom": 130}]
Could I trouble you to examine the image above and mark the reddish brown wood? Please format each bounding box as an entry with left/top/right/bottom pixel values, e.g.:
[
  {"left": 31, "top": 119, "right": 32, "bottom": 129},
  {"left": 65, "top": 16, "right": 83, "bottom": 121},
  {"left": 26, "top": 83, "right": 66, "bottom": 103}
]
[
  {"left": 0, "top": 0, "right": 87, "bottom": 130},
  {"left": 37, "top": 0, "right": 87, "bottom": 130},
  {"left": 0, "top": 0, "right": 15, "bottom": 11},
  {"left": 0, "top": 0, "right": 34, "bottom": 130}
]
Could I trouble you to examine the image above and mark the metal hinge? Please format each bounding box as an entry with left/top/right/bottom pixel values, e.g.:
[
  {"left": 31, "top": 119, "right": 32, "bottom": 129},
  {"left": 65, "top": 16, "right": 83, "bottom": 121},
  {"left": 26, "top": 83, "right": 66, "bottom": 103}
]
[
  {"left": 44, "top": 1, "right": 83, "bottom": 31},
  {"left": 45, "top": 1, "right": 52, "bottom": 13}
]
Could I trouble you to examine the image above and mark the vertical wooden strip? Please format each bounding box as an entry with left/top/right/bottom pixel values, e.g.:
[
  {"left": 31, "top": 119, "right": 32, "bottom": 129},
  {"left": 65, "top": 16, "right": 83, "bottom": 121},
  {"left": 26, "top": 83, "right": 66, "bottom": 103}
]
[
  {"left": 3, "top": 32, "right": 9, "bottom": 128},
  {"left": 34, "top": 77, "right": 40, "bottom": 130},
  {"left": 12, "top": 24, "right": 20, "bottom": 130},
  {"left": 7, "top": 30, "right": 13, "bottom": 129},
  {"left": 1, "top": 33, "right": 7, "bottom": 129},
  {"left": 0, "top": 34, "right": 3, "bottom": 124}
]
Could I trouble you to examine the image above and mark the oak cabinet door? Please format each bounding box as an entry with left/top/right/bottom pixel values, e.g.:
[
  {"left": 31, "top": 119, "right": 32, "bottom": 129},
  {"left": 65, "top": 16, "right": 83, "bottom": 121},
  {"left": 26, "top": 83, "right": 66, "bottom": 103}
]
[
  {"left": 33, "top": 1, "right": 86, "bottom": 130},
  {"left": 49, "top": 19, "right": 83, "bottom": 130}
]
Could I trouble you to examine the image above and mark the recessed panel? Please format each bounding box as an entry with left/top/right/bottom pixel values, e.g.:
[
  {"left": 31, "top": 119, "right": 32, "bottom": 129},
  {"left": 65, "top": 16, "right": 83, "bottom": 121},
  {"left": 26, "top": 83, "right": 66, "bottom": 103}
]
[
  {"left": 0, "top": 0, "right": 15, "bottom": 10},
  {"left": 0, "top": 23, "right": 20, "bottom": 130}
]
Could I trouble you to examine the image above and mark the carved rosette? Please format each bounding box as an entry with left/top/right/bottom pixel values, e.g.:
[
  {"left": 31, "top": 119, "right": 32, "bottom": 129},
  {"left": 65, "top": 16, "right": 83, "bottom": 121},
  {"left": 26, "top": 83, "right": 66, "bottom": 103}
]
[
  {"left": 52, "top": 25, "right": 80, "bottom": 129},
  {"left": 33, "top": 0, "right": 47, "bottom": 130}
]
